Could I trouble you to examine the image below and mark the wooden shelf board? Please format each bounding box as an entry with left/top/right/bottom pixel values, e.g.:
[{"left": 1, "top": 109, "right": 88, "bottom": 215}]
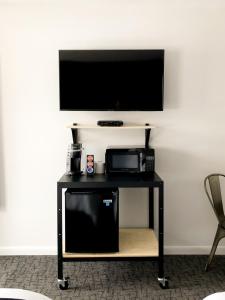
[
  {"left": 67, "top": 124, "right": 155, "bottom": 129},
  {"left": 63, "top": 228, "right": 158, "bottom": 258}
]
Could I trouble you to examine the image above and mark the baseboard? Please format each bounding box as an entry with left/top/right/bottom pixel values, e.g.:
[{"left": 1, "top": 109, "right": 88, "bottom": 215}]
[
  {"left": 165, "top": 245, "right": 225, "bottom": 255},
  {"left": 0, "top": 247, "right": 56, "bottom": 255},
  {"left": 0, "top": 246, "right": 224, "bottom": 256}
]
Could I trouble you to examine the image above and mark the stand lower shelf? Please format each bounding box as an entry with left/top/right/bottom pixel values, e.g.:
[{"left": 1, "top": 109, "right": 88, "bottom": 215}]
[{"left": 63, "top": 228, "right": 158, "bottom": 258}]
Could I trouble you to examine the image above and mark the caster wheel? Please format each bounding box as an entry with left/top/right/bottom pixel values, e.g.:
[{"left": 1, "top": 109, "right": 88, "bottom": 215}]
[
  {"left": 159, "top": 281, "right": 169, "bottom": 289},
  {"left": 58, "top": 277, "right": 69, "bottom": 290},
  {"left": 59, "top": 281, "right": 68, "bottom": 290},
  {"left": 158, "top": 277, "right": 169, "bottom": 289}
]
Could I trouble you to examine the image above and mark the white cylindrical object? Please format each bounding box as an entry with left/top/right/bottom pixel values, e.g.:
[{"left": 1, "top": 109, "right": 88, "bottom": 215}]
[{"left": 95, "top": 161, "right": 105, "bottom": 174}]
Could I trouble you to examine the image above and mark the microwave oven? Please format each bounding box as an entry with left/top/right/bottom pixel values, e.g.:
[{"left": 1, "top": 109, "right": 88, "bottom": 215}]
[{"left": 105, "top": 147, "right": 155, "bottom": 174}]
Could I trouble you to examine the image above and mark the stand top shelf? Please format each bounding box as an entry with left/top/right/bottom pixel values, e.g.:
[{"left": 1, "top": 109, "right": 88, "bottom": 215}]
[
  {"left": 58, "top": 173, "right": 163, "bottom": 188},
  {"left": 67, "top": 124, "right": 155, "bottom": 129}
]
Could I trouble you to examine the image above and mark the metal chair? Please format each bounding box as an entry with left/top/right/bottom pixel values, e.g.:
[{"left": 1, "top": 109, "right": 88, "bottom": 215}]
[{"left": 204, "top": 174, "right": 225, "bottom": 271}]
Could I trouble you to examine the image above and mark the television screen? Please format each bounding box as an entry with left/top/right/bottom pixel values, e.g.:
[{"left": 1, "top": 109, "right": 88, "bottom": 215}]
[{"left": 59, "top": 50, "right": 164, "bottom": 111}]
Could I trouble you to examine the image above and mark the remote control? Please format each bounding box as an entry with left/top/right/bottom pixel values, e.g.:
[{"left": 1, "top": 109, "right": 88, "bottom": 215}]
[{"left": 97, "top": 120, "right": 123, "bottom": 127}]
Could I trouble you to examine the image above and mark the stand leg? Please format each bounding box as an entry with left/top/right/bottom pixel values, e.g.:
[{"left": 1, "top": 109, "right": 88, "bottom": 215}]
[
  {"left": 57, "top": 184, "right": 69, "bottom": 290},
  {"left": 158, "top": 182, "right": 169, "bottom": 289},
  {"left": 149, "top": 188, "right": 154, "bottom": 229}
]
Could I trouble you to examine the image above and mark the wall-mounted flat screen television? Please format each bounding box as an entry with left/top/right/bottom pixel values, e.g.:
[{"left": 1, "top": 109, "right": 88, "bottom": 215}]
[{"left": 59, "top": 49, "right": 164, "bottom": 111}]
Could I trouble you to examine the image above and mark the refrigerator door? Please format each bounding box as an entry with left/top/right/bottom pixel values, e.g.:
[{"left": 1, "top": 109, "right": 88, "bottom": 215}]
[{"left": 65, "top": 189, "right": 119, "bottom": 253}]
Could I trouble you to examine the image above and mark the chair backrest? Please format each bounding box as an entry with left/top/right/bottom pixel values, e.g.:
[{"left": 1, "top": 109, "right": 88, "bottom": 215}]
[{"left": 204, "top": 174, "right": 225, "bottom": 224}]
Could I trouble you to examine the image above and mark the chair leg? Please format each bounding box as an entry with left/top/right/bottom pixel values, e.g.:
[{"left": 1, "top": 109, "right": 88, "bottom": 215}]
[{"left": 205, "top": 225, "right": 225, "bottom": 271}]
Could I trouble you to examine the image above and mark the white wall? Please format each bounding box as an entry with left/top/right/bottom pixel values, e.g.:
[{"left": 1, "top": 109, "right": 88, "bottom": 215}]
[{"left": 0, "top": 0, "right": 225, "bottom": 255}]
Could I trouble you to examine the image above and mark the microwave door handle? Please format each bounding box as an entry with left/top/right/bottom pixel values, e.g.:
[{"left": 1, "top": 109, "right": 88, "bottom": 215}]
[
  {"left": 140, "top": 153, "right": 146, "bottom": 172},
  {"left": 140, "top": 153, "right": 145, "bottom": 172},
  {"left": 139, "top": 153, "right": 142, "bottom": 171}
]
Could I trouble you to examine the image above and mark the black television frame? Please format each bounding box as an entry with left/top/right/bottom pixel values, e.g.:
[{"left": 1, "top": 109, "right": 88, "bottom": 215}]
[{"left": 59, "top": 49, "right": 164, "bottom": 111}]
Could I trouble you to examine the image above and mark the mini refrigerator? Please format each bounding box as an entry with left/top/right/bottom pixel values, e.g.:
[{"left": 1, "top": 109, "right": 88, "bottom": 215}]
[{"left": 65, "top": 188, "right": 119, "bottom": 253}]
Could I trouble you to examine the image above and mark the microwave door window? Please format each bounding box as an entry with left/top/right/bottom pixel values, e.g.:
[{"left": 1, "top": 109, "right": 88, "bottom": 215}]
[{"left": 112, "top": 155, "right": 138, "bottom": 170}]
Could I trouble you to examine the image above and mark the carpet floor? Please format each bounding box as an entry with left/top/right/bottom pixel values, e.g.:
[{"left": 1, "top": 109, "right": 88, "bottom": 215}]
[{"left": 0, "top": 255, "right": 225, "bottom": 299}]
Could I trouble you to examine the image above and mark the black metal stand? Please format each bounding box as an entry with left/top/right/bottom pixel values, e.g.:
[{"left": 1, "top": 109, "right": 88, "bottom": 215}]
[
  {"left": 57, "top": 124, "right": 168, "bottom": 289},
  {"left": 57, "top": 172, "right": 168, "bottom": 290}
]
